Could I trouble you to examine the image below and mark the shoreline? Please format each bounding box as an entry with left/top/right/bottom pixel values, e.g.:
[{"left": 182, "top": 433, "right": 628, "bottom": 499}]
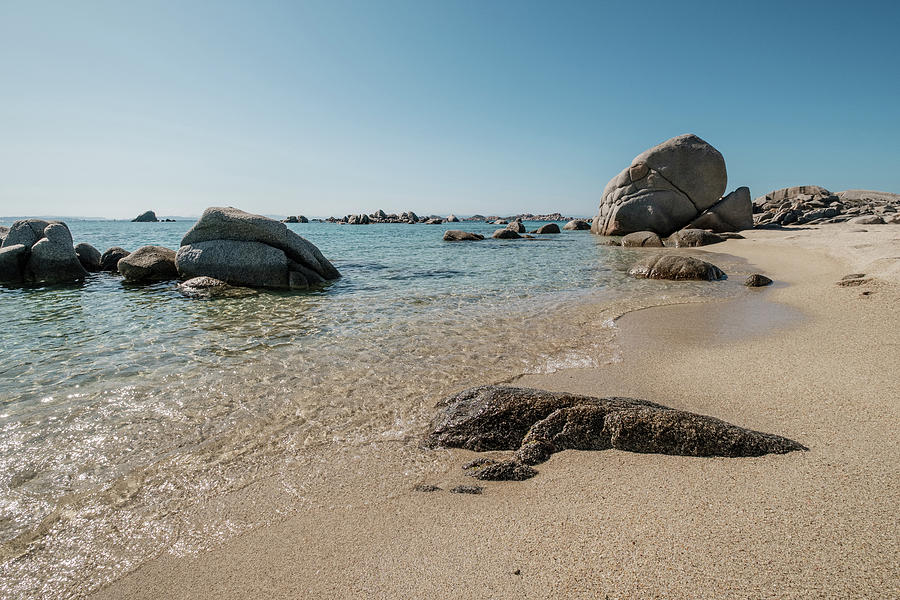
[{"left": 81, "top": 225, "right": 900, "bottom": 597}]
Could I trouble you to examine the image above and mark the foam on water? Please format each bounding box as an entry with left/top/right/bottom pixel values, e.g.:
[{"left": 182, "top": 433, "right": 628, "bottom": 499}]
[{"left": 0, "top": 219, "right": 748, "bottom": 598}]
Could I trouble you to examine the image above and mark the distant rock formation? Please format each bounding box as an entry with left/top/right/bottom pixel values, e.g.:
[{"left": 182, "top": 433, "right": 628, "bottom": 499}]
[
  {"left": 132, "top": 211, "right": 158, "bottom": 222},
  {"left": 592, "top": 134, "right": 732, "bottom": 236},
  {"left": 753, "top": 186, "right": 899, "bottom": 227},
  {"left": 425, "top": 386, "right": 806, "bottom": 481},
  {"left": 443, "top": 230, "right": 484, "bottom": 241},
  {"left": 0, "top": 219, "right": 87, "bottom": 285},
  {"left": 175, "top": 206, "right": 340, "bottom": 289}
]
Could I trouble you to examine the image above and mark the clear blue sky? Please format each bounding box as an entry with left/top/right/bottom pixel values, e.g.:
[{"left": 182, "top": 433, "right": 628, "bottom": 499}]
[{"left": 2, "top": 0, "right": 898, "bottom": 218}]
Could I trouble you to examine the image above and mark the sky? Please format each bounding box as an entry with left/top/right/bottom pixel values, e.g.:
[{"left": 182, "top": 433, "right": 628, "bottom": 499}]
[{"left": 1, "top": 0, "right": 898, "bottom": 219}]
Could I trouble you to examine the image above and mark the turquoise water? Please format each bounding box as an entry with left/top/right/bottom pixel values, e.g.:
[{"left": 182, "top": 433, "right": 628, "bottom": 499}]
[{"left": 0, "top": 218, "right": 746, "bottom": 598}]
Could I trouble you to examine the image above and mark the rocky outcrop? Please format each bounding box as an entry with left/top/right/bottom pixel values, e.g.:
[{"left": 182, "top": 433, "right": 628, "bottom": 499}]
[
  {"left": 591, "top": 134, "right": 727, "bottom": 237},
  {"left": 535, "top": 223, "right": 560, "bottom": 234},
  {"left": 347, "top": 214, "right": 371, "bottom": 225},
  {"left": 668, "top": 228, "right": 726, "bottom": 247},
  {"left": 492, "top": 229, "right": 521, "bottom": 239},
  {"left": 563, "top": 219, "right": 591, "bottom": 231},
  {"left": 100, "top": 247, "right": 130, "bottom": 272},
  {"left": 446, "top": 214, "right": 460, "bottom": 222},
  {"left": 443, "top": 230, "right": 484, "bottom": 241},
  {"left": 621, "top": 231, "right": 663, "bottom": 247},
  {"left": 74, "top": 243, "right": 102, "bottom": 272},
  {"left": 131, "top": 211, "right": 158, "bottom": 222},
  {"left": 629, "top": 255, "right": 725, "bottom": 281},
  {"left": 425, "top": 386, "right": 806, "bottom": 480},
  {"left": 176, "top": 207, "right": 339, "bottom": 289},
  {"left": 687, "top": 186, "right": 753, "bottom": 232},
  {"left": 118, "top": 245, "right": 178, "bottom": 282},
  {"left": 0, "top": 220, "right": 87, "bottom": 285}
]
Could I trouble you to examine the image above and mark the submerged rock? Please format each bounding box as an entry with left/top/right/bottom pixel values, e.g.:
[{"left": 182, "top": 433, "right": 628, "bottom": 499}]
[
  {"left": 100, "top": 247, "right": 131, "bottom": 272},
  {"left": 629, "top": 255, "right": 725, "bottom": 281},
  {"left": 176, "top": 276, "right": 257, "bottom": 298},
  {"left": 443, "top": 230, "right": 484, "bottom": 241},
  {"left": 118, "top": 245, "right": 178, "bottom": 282},
  {"left": 591, "top": 134, "right": 727, "bottom": 236},
  {"left": 426, "top": 386, "right": 806, "bottom": 481}
]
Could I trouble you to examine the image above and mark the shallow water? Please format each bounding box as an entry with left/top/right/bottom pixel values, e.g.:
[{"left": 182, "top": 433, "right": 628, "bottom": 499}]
[{"left": 0, "top": 218, "right": 747, "bottom": 598}]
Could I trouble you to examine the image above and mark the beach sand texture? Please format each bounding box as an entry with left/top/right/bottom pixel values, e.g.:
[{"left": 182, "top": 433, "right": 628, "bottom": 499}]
[{"left": 94, "top": 225, "right": 900, "bottom": 599}]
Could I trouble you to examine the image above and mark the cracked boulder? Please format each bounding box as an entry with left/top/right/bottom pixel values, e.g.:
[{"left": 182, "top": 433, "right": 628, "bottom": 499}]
[
  {"left": 176, "top": 207, "right": 340, "bottom": 289},
  {"left": 591, "top": 134, "right": 727, "bottom": 236},
  {"left": 425, "top": 386, "right": 806, "bottom": 481}
]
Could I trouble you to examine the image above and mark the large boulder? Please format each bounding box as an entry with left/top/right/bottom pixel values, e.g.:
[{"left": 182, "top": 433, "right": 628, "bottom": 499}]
[
  {"left": 177, "top": 240, "right": 291, "bottom": 288},
  {"left": 535, "top": 223, "right": 560, "bottom": 234},
  {"left": 118, "top": 245, "right": 178, "bottom": 282},
  {"left": 621, "top": 231, "right": 663, "bottom": 247},
  {"left": 180, "top": 207, "right": 340, "bottom": 283},
  {"left": 426, "top": 386, "right": 805, "bottom": 480},
  {"left": 492, "top": 228, "right": 521, "bottom": 239},
  {"left": 0, "top": 220, "right": 87, "bottom": 284},
  {"left": 591, "top": 134, "right": 727, "bottom": 236},
  {"left": 507, "top": 220, "right": 526, "bottom": 233},
  {"left": 563, "top": 219, "right": 591, "bottom": 231},
  {"left": 443, "top": 230, "right": 484, "bottom": 241},
  {"left": 132, "top": 210, "right": 159, "bottom": 222},
  {"left": 100, "top": 247, "right": 131, "bottom": 272},
  {"left": 687, "top": 186, "right": 753, "bottom": 232},
  {"left": 629, "top": 254, "right": 725, "bottom": 281},
  {"left": 74, "top": 243, "right": 102, "bottom": 272}
]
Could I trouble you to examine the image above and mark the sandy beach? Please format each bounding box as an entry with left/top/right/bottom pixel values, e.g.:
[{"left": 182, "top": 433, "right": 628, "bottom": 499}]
[{"left": 92, "top": 224, "right": 899, "bottom": 599}]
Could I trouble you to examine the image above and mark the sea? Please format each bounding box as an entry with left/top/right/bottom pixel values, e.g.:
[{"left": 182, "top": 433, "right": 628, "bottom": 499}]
[{"left": 0, "top": 217, "right": 749, "bottom": 598}]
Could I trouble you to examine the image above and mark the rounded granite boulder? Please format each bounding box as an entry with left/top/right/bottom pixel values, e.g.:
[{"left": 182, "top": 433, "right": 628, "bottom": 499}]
[{"left": 118, "top": 245, "right": 178, "bottom": 282}]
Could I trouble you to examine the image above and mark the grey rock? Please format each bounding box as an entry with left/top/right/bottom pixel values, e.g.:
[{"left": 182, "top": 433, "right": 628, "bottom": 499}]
[
  {"left": 100, "top": 247, "right": 131, "bottom": 272},
  {"left": 176, "top": 276, "right": 257, "bottom": 299},
  {"left": 443, "top": 230, "right": 484, "bottom": 241},
  {"left": 297, "top": 215, "right": 309, "bottom": 223},
  {"left": 535, "top": 223, "right": 560, "bottom": 234},
  {"left": 592, "top": 134, "right": 727, "bottom": 236},
  {"left": 493, "top": 219, "right": 509, "bottom": 225},
  {"left": 629, "top": 254, "right": 725, "bottom": 281},
  {"left": 25, "top": 223, "right": 88, "bottom": 284},
  {"left": 0, "top": 244, "right": 28, "bottom": 284},
  {"left": 621, "top": 231, "right": 663, "bottom": 248},
  {"left": 446, "top": 214, "right": 460, "bottom": 222},
  {"left": 745, "top": 274, "right": 773, "bottom": 287},
  {"left": 668, "top": 228, "right": 726, "bottom": 247},
  {"left": 0, "top": 226, "right": 8, "bottom": 244},
  {"left": 506, "top": 221, "right": 526, "bottom": 233},
  {"left": 426, "top": 386, "right": 805, "bottom": 477},
  {"left": 118, "top": 245, "right": 178, "bottom": 282},
  {"left": 753, "top": 185, "right": 833, "bottom": 208},
  {"left": 492, "top": 228, "right": 521, "bottom": 239},
  {"left": 850, "top": 215, "right": 885, "bottom": 225},
  {"left": 131, "top": 210, "right": 158, "bottom": 222},
  {"left": 424, "top": 218, "right": 444, "bottom": 225},
  {"left": 176, "top": 240, "right": 290, "bottom": 288},
  {"left": 2, "top": 219, "right": 54, "bottom": 249},
  {"left": 563, "top": 219, "right": 591, "bottom": 231},
  {"left": 181, "top": 207, "right": 339, "bottom": 280},
  {"left": 74, "top": 243, "right": 102, "bottom": 272},
  {"left": 347, "top": 214, "right": 370, "bottom": 225},
  {"left": 282, "top": 216, "right": 299, "bottom": 223},
  {"left": 688, "top": 186, "right": 753, "bottom": 232},
  {"left": 836, "top": 189, "right": 900, "bottom": 204}
]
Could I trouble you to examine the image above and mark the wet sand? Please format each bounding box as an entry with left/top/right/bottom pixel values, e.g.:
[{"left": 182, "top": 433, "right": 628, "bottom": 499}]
[{"left": 94, "top": 224, "right": 900, "bottom": 599}]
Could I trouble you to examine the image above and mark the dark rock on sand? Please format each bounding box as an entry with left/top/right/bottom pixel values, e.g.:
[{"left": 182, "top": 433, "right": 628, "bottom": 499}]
[
  {"left": 131, "top": 210, "right": 158, "bottom": 222},
  {"left": 74, "top": 243, "right": 102, "bottom": 272},
  {"left": 443, "top": 230, "right": 484, "bottom": 241},
  {"left": 413, "top": 484, "right": 442, "bottom": 493},
  {"left": 426, "top": 386, "right": 806, "bottom": 481},
  {"left": 563, "top": 219, "right": 591, "bottom": 231},
  {"left": 837, "top": 277, "right": 871, "bottom": 287},
  {"left": 668, "top": 228, "right": 726, "bottom": 247},
  {"left": 462, "top": 457, "right": 538, "bottom": 481},
  {"left": 621, "top": 231, "right": 664, "bottom": 248},
  {"left": 535, "top": 223, "right": 560, "bottom": 234},
  {"left": 492, "top": 229, "right": 521, "bottom": 239},
  {"left": 177, "top": 207, "right": 340, "bottom": 289},
  {"left": 629, "top": 255, "right": 725, "bottom": 281},
  {"left": 687, "top": 186, "right": 753, "bottom": 232},
  {"left": 449, "top": 485, "right": 483, "bottom": 495},
  {"left": 591, "top": 134, "right": 727, "bottom": 236},
  {"left": 100, "top": 247, "right": 131, "bottom": 272},
  {"left": 118, "top": 245, "right": 178, "bottom": 282},
  {"left": 745, "top": 274, "right": 773, "bottom": 287}
]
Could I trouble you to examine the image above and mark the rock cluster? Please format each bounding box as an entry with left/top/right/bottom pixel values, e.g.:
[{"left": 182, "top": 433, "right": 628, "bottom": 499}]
[
  {"left": 425, "top": 386, "right": 806, "bottom": 481},
  {"left": 175, "top": 207, "right": 340, "bottom": 289},
  {"left": 281, "top": 215, "right": 309, "bottom": 224},
  {"left": 0, "top": 219, "right": 88, "bottom": 284},
  {"left": 592, "top": 134, "right": 749, "bottom": 236},
  {"left": 752, "top": 187, "right": 900, "bottom": 227}
]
